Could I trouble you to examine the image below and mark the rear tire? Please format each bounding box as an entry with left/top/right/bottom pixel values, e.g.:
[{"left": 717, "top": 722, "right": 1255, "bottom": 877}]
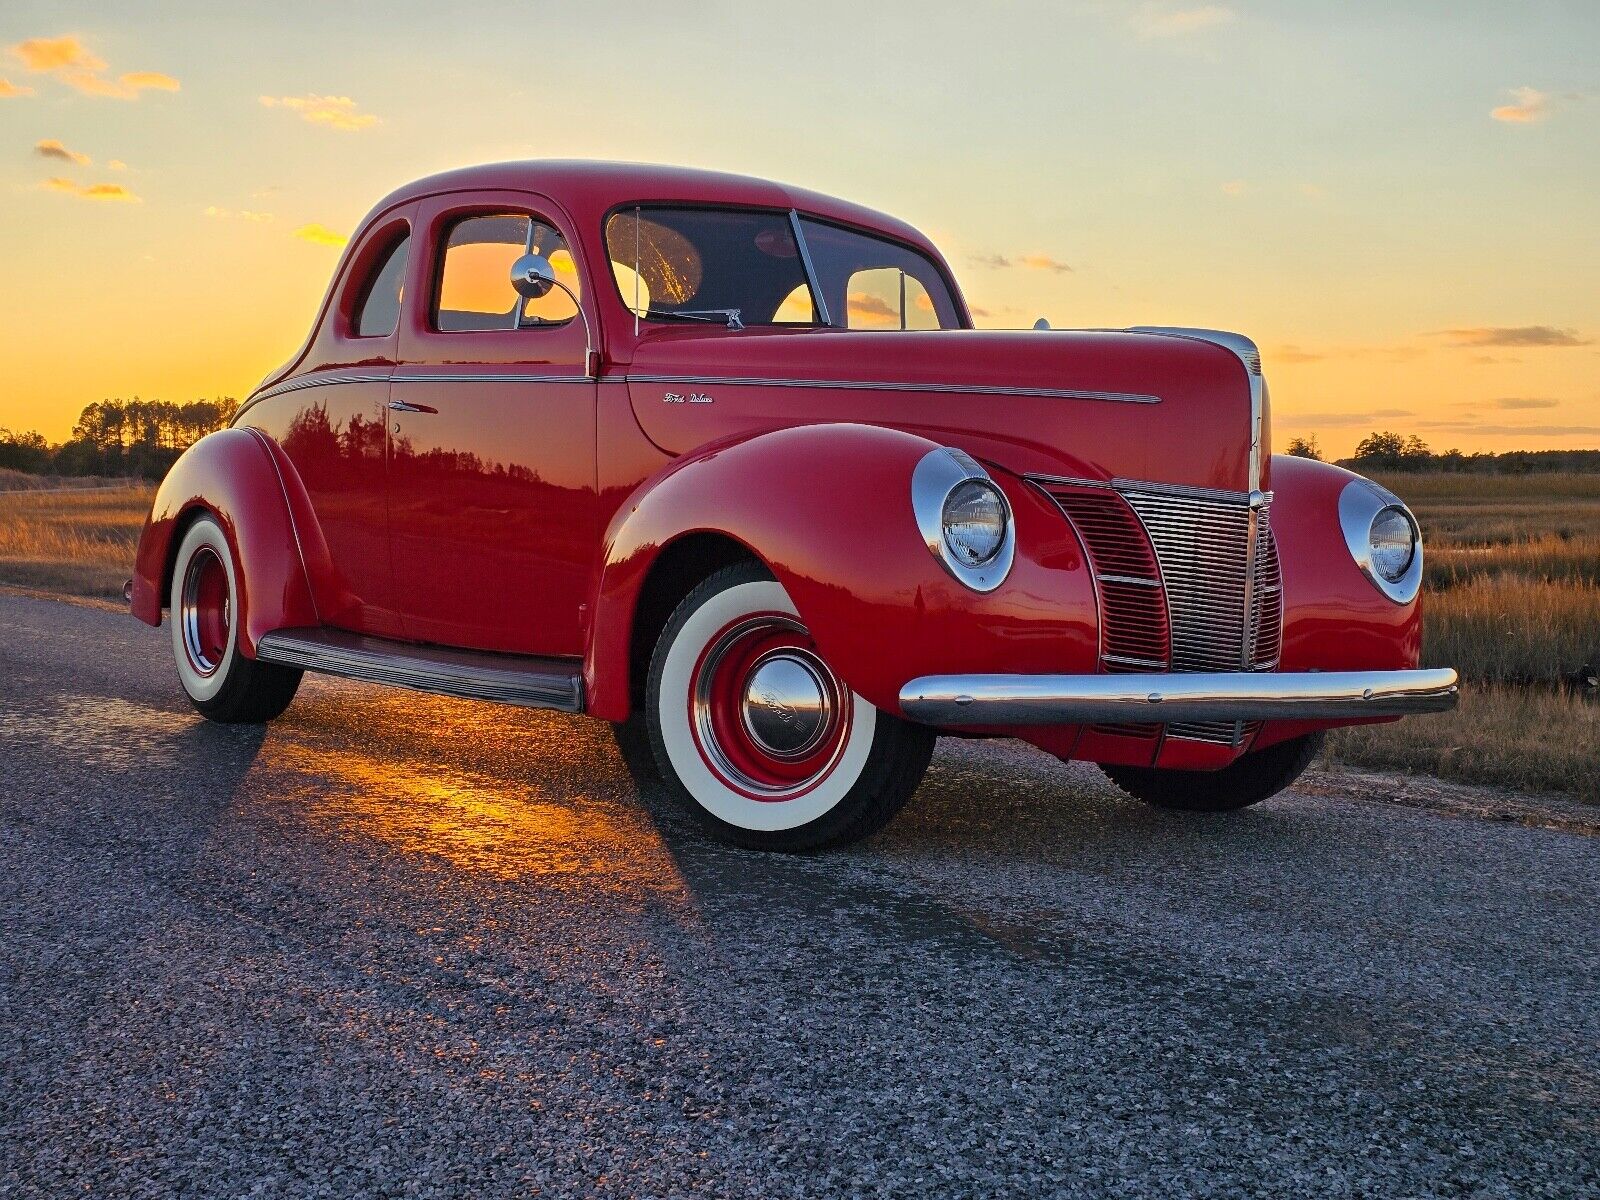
[
  {"left": 1100, "top": 732, "right": 1324, "bottom": 812},
  {"left": 641, "top": 561, "right": 934, "bottom": 852},
  {"left": 170, "top": 514, "right": 302, "bottom": 724}
]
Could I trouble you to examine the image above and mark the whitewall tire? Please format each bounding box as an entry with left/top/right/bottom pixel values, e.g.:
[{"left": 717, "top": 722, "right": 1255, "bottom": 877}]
[
  {"left": 643, "top": 561, "right": 934, "bottom": 851},
  {"left": 169, "top": 514, "right": 301, "bottom": 723}
]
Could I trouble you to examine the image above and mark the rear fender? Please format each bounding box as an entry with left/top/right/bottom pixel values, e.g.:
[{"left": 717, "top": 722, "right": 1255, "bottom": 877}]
[
  {"left": 585, "top": 422, "right": 1098, "bottom": 721},
  {"left": 131, "top": 428, "right": 323, "bottom": 655}
]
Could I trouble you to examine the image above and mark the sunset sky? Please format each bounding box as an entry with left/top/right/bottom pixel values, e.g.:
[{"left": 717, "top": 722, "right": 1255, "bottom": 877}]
[{"left": 1, "top": 1, "right": 1595, "bottom": 456}]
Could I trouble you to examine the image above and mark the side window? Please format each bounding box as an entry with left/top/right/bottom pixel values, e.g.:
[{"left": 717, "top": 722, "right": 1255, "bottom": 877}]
[
  {"left": 435, "top": 213, "right": 579, "bottom": 332},
  {"left": 353, "top": 234, "right": 409, "bottom": 338},
  {"left": 845, "top": 267, "right": 939, "bottom": 330}
]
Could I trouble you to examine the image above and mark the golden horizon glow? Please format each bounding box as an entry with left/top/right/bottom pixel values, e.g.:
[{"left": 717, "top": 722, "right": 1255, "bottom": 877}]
[{"left": 0, "top": 5, "right": 1595, "bottom": 458}]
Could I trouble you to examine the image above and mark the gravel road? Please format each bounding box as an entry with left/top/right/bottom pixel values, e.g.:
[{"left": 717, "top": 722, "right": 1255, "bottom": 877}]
[{"left": 1, "top": 590, "right": 1596, "bottom": 1198}]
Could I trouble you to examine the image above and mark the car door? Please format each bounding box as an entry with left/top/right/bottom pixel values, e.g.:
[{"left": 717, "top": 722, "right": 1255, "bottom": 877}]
[{"left": 387, "top": 192, "right": 598, "bottom": 656}]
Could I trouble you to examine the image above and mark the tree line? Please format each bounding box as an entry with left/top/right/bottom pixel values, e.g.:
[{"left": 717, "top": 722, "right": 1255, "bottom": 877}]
[
  {"left": 0, "top": 398, "right": 238, "bottom": 479},
  {"left": 1286, "top": 431, "right": 1600, "bottom": 475}
]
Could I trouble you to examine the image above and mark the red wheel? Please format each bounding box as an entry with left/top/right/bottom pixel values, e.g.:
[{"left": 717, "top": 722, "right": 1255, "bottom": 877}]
[
  {"left": 179, "top": 545, "right": 232, "bottom": 679},
  {"left": 643, "top": 561, "right": 934, "bottom": 851},
  {"left": 169, "top": 514, "right": 301, "bottom": 723}
]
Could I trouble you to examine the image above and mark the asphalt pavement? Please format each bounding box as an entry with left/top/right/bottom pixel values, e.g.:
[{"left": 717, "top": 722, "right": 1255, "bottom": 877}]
[{"left": 1, "top": 590, "right": 1595, "bottom": 1198}]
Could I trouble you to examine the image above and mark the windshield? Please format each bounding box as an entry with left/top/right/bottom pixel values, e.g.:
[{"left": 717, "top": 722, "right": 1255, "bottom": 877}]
[{"left": 604, "top": 206, "right": 962, "bottom": 330}]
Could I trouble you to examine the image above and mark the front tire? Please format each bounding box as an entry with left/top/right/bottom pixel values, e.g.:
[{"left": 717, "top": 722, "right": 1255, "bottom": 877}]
[
  {"left": 642, "top": 562, "right": 934, "bottom": 851},
  {"left": 170, "top": 514, "right": 302, "bottom": 723},
  {"left": 1100, "top": 732, "right": 1324, "bottom": 812}
]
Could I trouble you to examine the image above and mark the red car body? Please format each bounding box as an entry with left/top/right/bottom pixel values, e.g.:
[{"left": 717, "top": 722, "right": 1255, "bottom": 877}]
[{"left": 132, "top": 161, "right": 1455, "bottom": 844}]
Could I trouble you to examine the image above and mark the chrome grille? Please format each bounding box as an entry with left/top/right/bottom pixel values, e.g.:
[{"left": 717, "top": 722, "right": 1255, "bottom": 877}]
[{"left": 1038, "top": 478, "right": 1285, "bottom": 748}]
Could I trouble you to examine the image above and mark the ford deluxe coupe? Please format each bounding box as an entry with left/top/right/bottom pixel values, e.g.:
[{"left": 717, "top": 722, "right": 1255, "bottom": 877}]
[{"left": 131, "top": 160, "right": 1458, "bottom": 850}]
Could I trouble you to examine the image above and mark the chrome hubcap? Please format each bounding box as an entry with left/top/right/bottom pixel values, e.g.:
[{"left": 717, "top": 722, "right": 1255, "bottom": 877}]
[{"left": 741, "top": 653, "right": 832, "bottom": 759}]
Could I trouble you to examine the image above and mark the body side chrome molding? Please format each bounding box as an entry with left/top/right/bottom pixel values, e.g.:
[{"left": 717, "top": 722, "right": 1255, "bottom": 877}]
[
  {"left": 256, "top": 627, "right": 584, "bottom": 712},
  {"left": 250, "top": 370, "right": 595, "bottom": 405},
  {"left": 900, "top": 667, "right": 1459, "bottom": 727},
  {"left": 622, "top": 374, "right": 1162, "bottom": 405}
]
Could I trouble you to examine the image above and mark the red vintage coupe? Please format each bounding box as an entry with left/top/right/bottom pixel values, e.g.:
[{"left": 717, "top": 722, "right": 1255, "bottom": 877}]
[{"left": 131, "top": 161, "right": 1457, "bottom": 850}]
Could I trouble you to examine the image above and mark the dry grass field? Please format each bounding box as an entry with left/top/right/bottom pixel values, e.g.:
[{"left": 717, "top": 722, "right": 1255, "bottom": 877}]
[
  {"left": 0, "top": 480, "right": 154, "bottom": 598},
  {"left": 1, "top": 468, "right": 1594, "bottom": 802}
]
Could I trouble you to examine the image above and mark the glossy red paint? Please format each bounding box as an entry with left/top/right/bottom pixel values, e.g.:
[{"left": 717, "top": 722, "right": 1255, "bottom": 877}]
[
  {"left": 131, "top": 428, "right": 318, "bottom": 653},
  {"left": 134, "top": 160, "right": 1430, "bottom": 777}
]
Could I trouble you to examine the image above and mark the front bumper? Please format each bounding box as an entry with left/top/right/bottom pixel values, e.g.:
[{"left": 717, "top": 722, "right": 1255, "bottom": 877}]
[{"left": 900, "top": 668, "right": 1459, "bottom": 727}]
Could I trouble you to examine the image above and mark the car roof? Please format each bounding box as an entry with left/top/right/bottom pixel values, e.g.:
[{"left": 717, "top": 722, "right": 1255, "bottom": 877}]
[{"left": 368, "top": 159, "right": 941, "bottom": 257}]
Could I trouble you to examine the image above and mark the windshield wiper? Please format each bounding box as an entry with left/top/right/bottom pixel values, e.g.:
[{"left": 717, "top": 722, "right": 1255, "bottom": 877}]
[{"left": 646, "top": 308, "right": 745, "bottom": 331}]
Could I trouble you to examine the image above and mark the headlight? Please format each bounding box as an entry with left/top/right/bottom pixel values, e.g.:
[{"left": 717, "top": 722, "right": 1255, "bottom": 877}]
[
  {"left": 942, "top": 480, "right": 1007, "bottom": 566},
  {"left": 911, "top": 447, "right": 1015, "bottom": 592},
  {"left": 1338, "top": 480, "right": 1423, "bottom": 604},
  {"left": 1368, "top": 506, "right": 1416, "bottom": 582}
]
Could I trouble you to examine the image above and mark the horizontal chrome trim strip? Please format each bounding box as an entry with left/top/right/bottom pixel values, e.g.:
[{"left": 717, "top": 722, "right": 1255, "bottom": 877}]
[
  {"left": 253, "top": 371, "right": 390, "bottom": 402},
  {"left": 252, "top": 371, "right": 593, "bottom": 404},
  {"left": 624, "top": 373, "right": 1161, "bottom": 404},
  {"left": 1098, "top": 574, "right": 1161, "bottom": 588},
  {"left": 1102, "top": 654, "right": 1169, "bottom": 669},
  {"left": 899, "top": 668, "right": 1459, "bottom": 726},
  {"left": 256, "top": 627, "right": 584, "bottom": 713},
  {"left": 391, "top": 373, "right": 592, "bottom": 385}
]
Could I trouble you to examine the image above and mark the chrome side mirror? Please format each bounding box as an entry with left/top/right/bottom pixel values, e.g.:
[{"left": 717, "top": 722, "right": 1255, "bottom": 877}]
[
  {"left": 510, "top": 253, "right": 558, "bottom": 300},
  {"left": 507, "top": 253, "right": 599, "bottom": 380}
]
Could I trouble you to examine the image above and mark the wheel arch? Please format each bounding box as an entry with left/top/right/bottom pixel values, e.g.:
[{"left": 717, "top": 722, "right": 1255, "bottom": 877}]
[{"left": 130, "top": 428, "right": 322, "bottom": 655}]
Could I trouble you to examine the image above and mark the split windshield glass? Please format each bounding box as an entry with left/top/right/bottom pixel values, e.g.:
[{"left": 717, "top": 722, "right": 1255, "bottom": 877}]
[{"left": 603, "top": 207, "right": 961, "bottom": 330}]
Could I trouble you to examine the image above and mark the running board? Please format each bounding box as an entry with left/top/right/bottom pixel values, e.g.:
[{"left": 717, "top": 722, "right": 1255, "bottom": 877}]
[{"left": 254, "top": 627, "right": 584, "bottom": 713}]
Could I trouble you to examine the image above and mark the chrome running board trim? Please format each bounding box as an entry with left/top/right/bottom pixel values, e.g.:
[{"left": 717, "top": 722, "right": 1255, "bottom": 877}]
[
  {"left": 899, "top": 668, "right": 1459, "bottom": 726},
  {"left": 255, "top": 627, "right": 583, "bottom": 712}
]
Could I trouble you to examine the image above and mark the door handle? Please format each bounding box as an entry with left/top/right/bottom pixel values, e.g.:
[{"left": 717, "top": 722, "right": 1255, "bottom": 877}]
[{"left": 388, "top": 399, "right": 437, "bottom": 414}]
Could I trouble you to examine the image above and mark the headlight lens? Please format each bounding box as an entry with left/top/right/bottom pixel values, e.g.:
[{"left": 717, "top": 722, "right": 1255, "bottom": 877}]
[
  {"left": 1368, "top": 506, "right": 1416, "bottom": 582},
  {"left": 942, "top": 480, "right": 1007, "bottom": 566}
]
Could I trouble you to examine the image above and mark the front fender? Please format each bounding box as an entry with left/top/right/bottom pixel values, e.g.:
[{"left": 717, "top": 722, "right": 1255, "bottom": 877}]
[
  {"left": 130, "top": 428, "right": 321, "bottom": 655},
  {"left": 585, "top": 422, "right": 1098, "bottom": 721},
  {"left": 1253, "top": 453, "right": 1423, "bottom": 751}
]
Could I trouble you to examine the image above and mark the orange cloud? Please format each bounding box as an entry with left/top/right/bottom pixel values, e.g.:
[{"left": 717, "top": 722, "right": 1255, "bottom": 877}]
[
  {"left": 1133, "top": 4, "right": 1237, "bottom": 38},
  {"left": 1221, "top": 179, "right": 1248, "bottom": 196},
  {"left": 261, "top": 94, "right": 379, "bottom": 132},
  {"left": 0, "top": 76, "right": 34, "bottom": 98},
  {"left": 1491, "top": 86, "right": 1550, "bottom": 123},
  {"left": 968, "top": 253, "right": 1011, "bottom": 269},
  {"left": 35, "top": 138, "right": 90, "bottom": 165},
  {"left": 294, "top": 223, "right": 348, "bottom": 246},
  {"left": 42, "top": 177, "right": 140, "bottom": 202},
  {"left": 9, "top": 35, "right": 100, "bottom": 72},
  {"left": 1019, "top": 253, "right": 1073, "bottom": 274},
  {"left": 108, "top": 159, "right": 127, "bottom": 170},
  {"left": 6, "top": 35, "right": 179, "bottom": 99}
]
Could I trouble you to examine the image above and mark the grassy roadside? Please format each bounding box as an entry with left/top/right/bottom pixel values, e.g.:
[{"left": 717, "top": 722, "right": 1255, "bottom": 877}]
[{"left": 0, "top": 483, "right": 153, "bottom": 599}]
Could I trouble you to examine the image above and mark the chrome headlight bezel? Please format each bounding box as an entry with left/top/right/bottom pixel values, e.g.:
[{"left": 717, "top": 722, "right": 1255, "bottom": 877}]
[
  {"left": 1338, "top": 479, "right": 1423, "bottom": 604},
  {"left": 911, "top": 447, "right": 1015, "bottom": 593}
]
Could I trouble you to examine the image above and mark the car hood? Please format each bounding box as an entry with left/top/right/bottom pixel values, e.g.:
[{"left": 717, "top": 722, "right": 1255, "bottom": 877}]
[{"left": 622, "top": 328, "right": 1262, "bottom": 494}]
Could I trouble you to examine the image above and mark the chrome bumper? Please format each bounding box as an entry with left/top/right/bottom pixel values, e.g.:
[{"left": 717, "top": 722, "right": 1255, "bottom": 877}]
[{"left": 899, "top": 668, "right": 1459, "bottom": 727}]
